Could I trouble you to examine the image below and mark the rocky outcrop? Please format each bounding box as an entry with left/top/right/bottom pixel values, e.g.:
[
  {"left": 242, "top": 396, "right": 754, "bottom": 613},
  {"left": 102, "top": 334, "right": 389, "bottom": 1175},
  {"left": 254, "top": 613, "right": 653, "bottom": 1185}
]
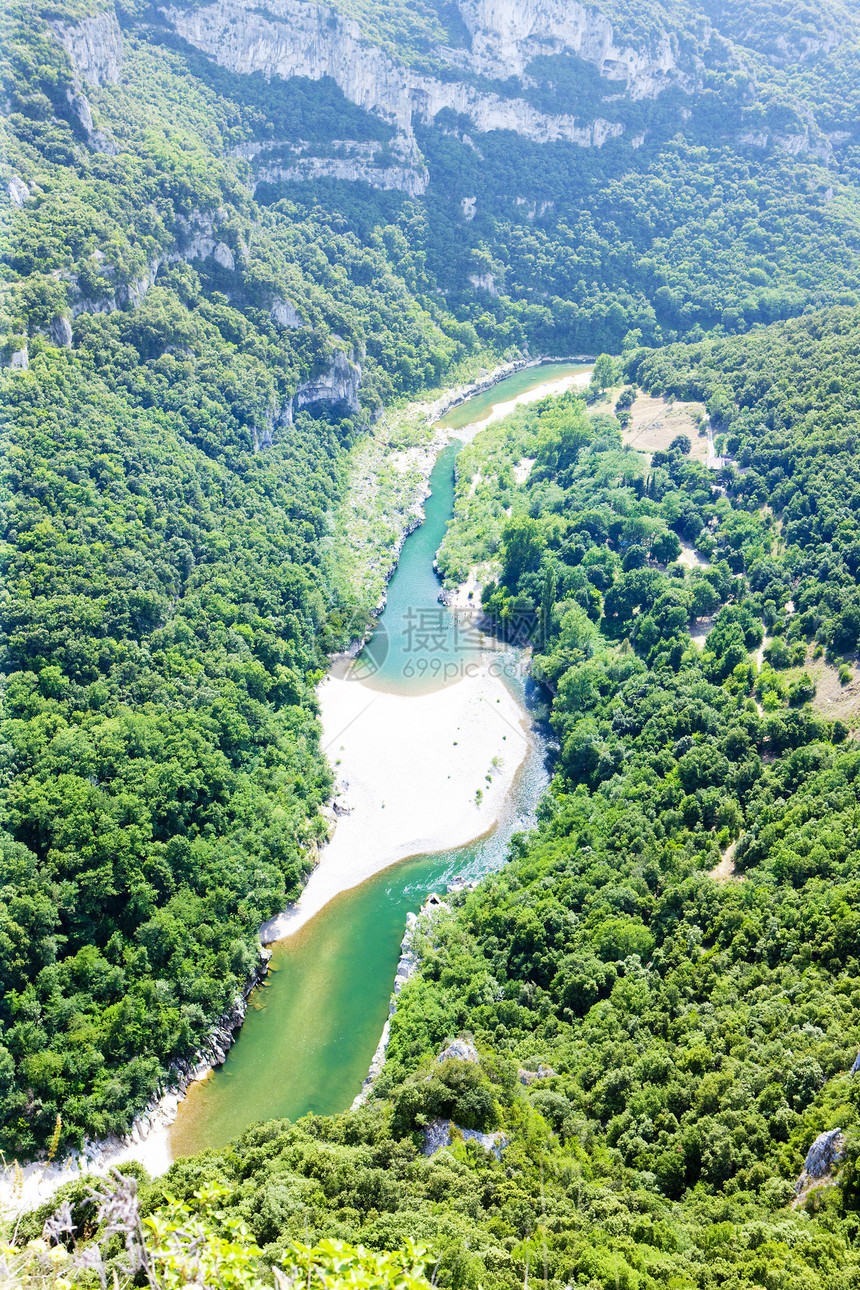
[
  {"left": 66, "top": 85, "right": 95, "bottom": 133},
  {"left": 253, "top": 400, "right": 292, "bottom": 450},
  {"left": 295, "top": 349, "right": 361, "bottom": 413},
  {"left": 163, "top": 0, "right": 411, "bottom": 135},
  {"left": 469, "top": 272, "right": 499, "bottom": 295},
  {"left": 518, "top": 1063, "right": 558, "bottom": 1085},
  {"left": 50, "top": 316, "right": 73, "bottom": 348},
  {"left": 173, "top": 208, "right": 223, "bottom": 264},
  {"left": 245, "top": 137, "right": 428, "bottom": 197},
  {"left": 5, "top": 343, "right": 29, "bottom": 372},
  {"left": 8, "top": 175, "right": 29, "bottom": 207},
  {"left": 769, "top": 29, "right": 841, "bottom": 66},
  {"left": 452, "top": 0, "right": 694, "bottom": 99},
  {"left": 254, "top": 152, "right": 428, "bottom": 196},
  {"left": 794, "top": 1128, "right": 845, "bottom": 1202},
  {"left": 51, "top": 9, "right": 122, "bottom": 151},
  {"left": 213, "top": 241, "right": 235, "bottom": 270},
  {"left": 438, "top": 1037, "right": 480, "bottom": 1064},
  {"left": 68, "top": 255, "right": 162, "bottom": 318},
  {"left": 66, "top": 211, "right": 231, "bottom": 318},
  {"left": 52, "top": 9, "right": 123, "bottom": 86},
  {"left": 163, "top": 0, "right": 628, "bottom": 151},
  {"left": 737, "top": 107, "right": 836, "bottom": 164},
  {"left": 271, "top": 297, "right": 305, "bottom": 328},
  {"left": 422, "top": 1117, "right": 507, "bottom": 1159},
  {"left": 251, "top": 352, "right": 361, "bottom": 449}
]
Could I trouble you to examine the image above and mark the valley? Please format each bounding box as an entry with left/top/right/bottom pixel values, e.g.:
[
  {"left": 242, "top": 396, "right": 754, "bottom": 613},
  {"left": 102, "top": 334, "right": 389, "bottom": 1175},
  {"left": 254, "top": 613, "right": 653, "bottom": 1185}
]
[{"left": 6, "top": 0, "right": 860, "bottom": 1285}]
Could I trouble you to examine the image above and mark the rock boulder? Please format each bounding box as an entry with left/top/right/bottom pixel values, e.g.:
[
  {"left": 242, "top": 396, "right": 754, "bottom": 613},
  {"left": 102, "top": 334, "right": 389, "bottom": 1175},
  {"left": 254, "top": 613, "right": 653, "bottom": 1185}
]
[
  {"left": 795, "top": 1128, "right": 845, "bottom": 1196},
  {"left": 438, "top": 1037, "right": 479, "bottom": 1065}
]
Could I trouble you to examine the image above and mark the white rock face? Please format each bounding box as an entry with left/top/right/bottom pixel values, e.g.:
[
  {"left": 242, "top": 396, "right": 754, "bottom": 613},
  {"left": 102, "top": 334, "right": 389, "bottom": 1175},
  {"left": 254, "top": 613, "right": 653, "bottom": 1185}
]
[
  {"left": 9, "top": 344, "right": 29, "bottom": 371},
  {"left": 469, "top": 272, "right": 498, "bottom": 295},
  {"left": 163, "top": 0, "right": 630, "bottom": 150},
  {"left": 67, "top": 211, "right": 247, "bottom": 317},
  {"left": 738, "top": 121, "right": 834, "bottom": 163},
  {"left": 240, "top": 137, "right": 428, "bottom": 196},
  {"left": 295, "top": 349, "right": 361, "bottom": 413},
  {"left": 50, "top": 315, "right": 73, "bottom": 347},
  {"left": 66, "top": 86, "right": 94, "bottom": 134},
  {"left": 52, "top": 9, "right": 123, "bottom": 85},
  {"left": 213, "top": 241, "right": 236, "bottom": 270},
  {"left": 238, "top": 138, "right": 428, "bottom": 196},
  {"left": 795, "top": 1128, "right": 845, "bottom": 1197},
  {"left": 126, "top": 260, "right": 162, "bottom": 308},
  {"left": 8, "top": 175, "right": 29, "bottom": 207},
  {"left": 454, "top": 0, "right": 690, "bottom": 99},
  {"left": 270, "top": 297, "right": 304, "bottom": 328},
  {"left": 254, "top": 152, "right": 427, "bottom": 196},
  {"left": 438, "top": 1037, "right": 480, "bottom": 1064},
  {"left": 771, "top": 29, "right": 841, "bottom": 65}
]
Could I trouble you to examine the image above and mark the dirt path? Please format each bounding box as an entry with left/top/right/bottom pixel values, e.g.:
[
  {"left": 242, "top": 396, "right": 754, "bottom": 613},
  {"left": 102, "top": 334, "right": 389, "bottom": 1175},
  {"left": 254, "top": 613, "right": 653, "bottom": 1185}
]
[{"left": 710, "top": 841, "right": 742, "bottom": 882}]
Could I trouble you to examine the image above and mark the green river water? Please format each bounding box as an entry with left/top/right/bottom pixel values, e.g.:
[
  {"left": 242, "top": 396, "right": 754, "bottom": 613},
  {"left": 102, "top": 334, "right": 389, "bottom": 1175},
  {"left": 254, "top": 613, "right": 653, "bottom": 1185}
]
[{"left": 168, "top": 361, "right": 590, "bottom": 1159}]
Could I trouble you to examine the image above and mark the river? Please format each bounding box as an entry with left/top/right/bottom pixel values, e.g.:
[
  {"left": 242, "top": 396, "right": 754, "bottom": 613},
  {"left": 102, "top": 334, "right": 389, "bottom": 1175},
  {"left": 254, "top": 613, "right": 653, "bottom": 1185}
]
[{"left": 167, "top": 360, "right": 591, "bottom": 1160}]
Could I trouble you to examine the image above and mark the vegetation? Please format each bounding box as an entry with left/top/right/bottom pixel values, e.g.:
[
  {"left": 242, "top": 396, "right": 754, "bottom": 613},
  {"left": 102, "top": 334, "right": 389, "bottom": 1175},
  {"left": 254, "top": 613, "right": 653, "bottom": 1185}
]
[
  {"left": 9, "top": 0, "right": 860, "bottom": 1283},
  {"left": 20, "top": 308, "right": 860, "bottom": 1288},
  {"left": 0, "top": 0, "right": 491, "bottom": 1157},
  {"left": 3, "top": 1170, "right": 434, "bottom": 1288}
]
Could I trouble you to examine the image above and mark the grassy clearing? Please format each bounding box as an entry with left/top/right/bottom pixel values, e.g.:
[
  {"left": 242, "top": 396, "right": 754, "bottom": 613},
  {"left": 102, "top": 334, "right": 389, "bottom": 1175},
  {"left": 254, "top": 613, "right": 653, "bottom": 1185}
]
[{"left": 622, "top": 391, "right": 708, "bottom": 462}]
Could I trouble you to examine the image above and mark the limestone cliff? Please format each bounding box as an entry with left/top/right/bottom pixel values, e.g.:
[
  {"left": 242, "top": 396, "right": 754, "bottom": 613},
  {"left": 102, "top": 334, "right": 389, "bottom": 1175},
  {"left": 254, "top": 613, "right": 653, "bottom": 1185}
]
[
  {"left": 51, "top": 9, "right": 123, "bottom": 86},
  {"left": 295, "top": 350, "right": 361, "bottom": 414},
  {"left": 66, "top": 211, "right": 234, "bottom": 318},
  {"left": 162, "top": 0, "right": 634, "bottom": 151},
  {"left": 451, "top": 0, "right": 694, "bottom": 99},
  {"left": 240, "top": 138, "right": 429, "bottom": 197},
  {"left": 50, "top": 8, "right": 122, "bottom": 151}
]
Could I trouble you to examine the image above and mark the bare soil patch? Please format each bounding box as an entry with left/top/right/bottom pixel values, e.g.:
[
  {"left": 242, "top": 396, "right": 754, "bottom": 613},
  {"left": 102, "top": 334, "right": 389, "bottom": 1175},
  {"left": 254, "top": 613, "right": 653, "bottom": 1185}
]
[
  {"left": 623, "top": 393, "right": 708, "bottom": 463},
  {"left": 710, "top": 841, "right": 743, "bottom": 883},
  {"left": 678, "top": 539, "right": 710, "bottom": 570},
  {"left": 803, "top": 654, "right": 860, "bottom": 726}
]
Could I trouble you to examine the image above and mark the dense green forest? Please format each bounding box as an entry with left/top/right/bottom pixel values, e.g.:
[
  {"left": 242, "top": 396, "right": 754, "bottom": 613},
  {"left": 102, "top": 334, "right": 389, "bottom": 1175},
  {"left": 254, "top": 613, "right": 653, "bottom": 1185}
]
[
  {"left": 0, "top": 0, "right": 485, "bottom": 1157},
  {"left": 21, "top": 308, "right": 860, "bottom": 1288},
  {"left": 8, "top": 0, "right": 860, "bottom": 1283}
]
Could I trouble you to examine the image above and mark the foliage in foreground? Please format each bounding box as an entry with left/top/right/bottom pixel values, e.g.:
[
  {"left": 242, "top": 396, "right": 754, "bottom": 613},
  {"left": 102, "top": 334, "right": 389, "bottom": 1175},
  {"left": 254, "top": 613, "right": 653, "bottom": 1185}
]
[{"left": 2, "top": 1172, "right": 433, "bottom": 1289}]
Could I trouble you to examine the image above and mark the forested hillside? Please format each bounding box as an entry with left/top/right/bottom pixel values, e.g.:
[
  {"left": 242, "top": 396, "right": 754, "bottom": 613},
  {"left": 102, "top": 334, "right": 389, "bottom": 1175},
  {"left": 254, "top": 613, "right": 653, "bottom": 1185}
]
[
  {"left": 7, "top": 0, "right": 860, "bottom": 1282},
  {"left": 0, "top": 0, "right": 485, "bottom": 1156},
  {"left": 23, "top": 309, "right": 860, "bottom": 1289}
]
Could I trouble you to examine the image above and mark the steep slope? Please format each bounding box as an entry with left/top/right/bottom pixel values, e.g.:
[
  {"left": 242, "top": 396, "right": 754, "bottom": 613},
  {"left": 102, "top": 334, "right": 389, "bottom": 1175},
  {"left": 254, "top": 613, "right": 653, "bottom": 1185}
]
[
  {"left": 5, "top": 0, "right": 860, "bottom": 1175},
  {"left": 0, "top": 0, "right": 478, "bottom": 1157},
  {"left": 24, "top": 308, "right": 860, "bottom": 1290}
]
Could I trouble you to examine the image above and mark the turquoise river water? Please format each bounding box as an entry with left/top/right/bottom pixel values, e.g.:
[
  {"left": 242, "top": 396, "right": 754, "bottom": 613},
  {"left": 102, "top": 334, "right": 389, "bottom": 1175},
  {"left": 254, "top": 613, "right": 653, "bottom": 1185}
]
[{"left": 168, "top": 361, "right": 590, "bottom": 1158}]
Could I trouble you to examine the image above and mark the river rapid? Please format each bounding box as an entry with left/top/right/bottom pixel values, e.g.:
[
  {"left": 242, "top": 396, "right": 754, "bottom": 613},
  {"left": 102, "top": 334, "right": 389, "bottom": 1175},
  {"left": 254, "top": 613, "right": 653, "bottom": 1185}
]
[{"left": 166, "top": 361, "right": 592, "bottom": 1159}]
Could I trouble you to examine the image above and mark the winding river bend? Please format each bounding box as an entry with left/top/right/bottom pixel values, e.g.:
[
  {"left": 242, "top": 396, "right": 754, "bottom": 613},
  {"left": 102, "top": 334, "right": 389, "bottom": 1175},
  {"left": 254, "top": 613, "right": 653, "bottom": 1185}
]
[{"left": 167, "top": 361, "right": 591, "bottom": 1160}]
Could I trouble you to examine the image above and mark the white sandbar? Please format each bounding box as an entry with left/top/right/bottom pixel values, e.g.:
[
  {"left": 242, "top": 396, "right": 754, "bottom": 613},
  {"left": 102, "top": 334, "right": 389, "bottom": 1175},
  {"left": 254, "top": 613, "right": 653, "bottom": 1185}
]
[
  {"left": 451, "top": 367, "right": 592, "bottom": 442},
  {"left": 260, "top": 662, "right": 532, "bottom": 942}
]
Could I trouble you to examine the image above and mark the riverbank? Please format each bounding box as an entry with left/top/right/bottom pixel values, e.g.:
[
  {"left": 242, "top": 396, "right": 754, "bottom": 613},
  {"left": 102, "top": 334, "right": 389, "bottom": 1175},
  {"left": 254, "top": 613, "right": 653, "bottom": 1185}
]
[
  {"left": 0, "top": 955, "right": 269, "bottom": 1211},
  {"left": 259, "top": 660, "right": 532, "bottom": 942},
  {"left": 1, "top": 359, "right": 566, "bottom": 1212},
  {"left": 439, "top": 361, "right": 593, "bottom": 438},
  {"left": 328, "top": 356, "right": 594, "bottom": 622}
]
